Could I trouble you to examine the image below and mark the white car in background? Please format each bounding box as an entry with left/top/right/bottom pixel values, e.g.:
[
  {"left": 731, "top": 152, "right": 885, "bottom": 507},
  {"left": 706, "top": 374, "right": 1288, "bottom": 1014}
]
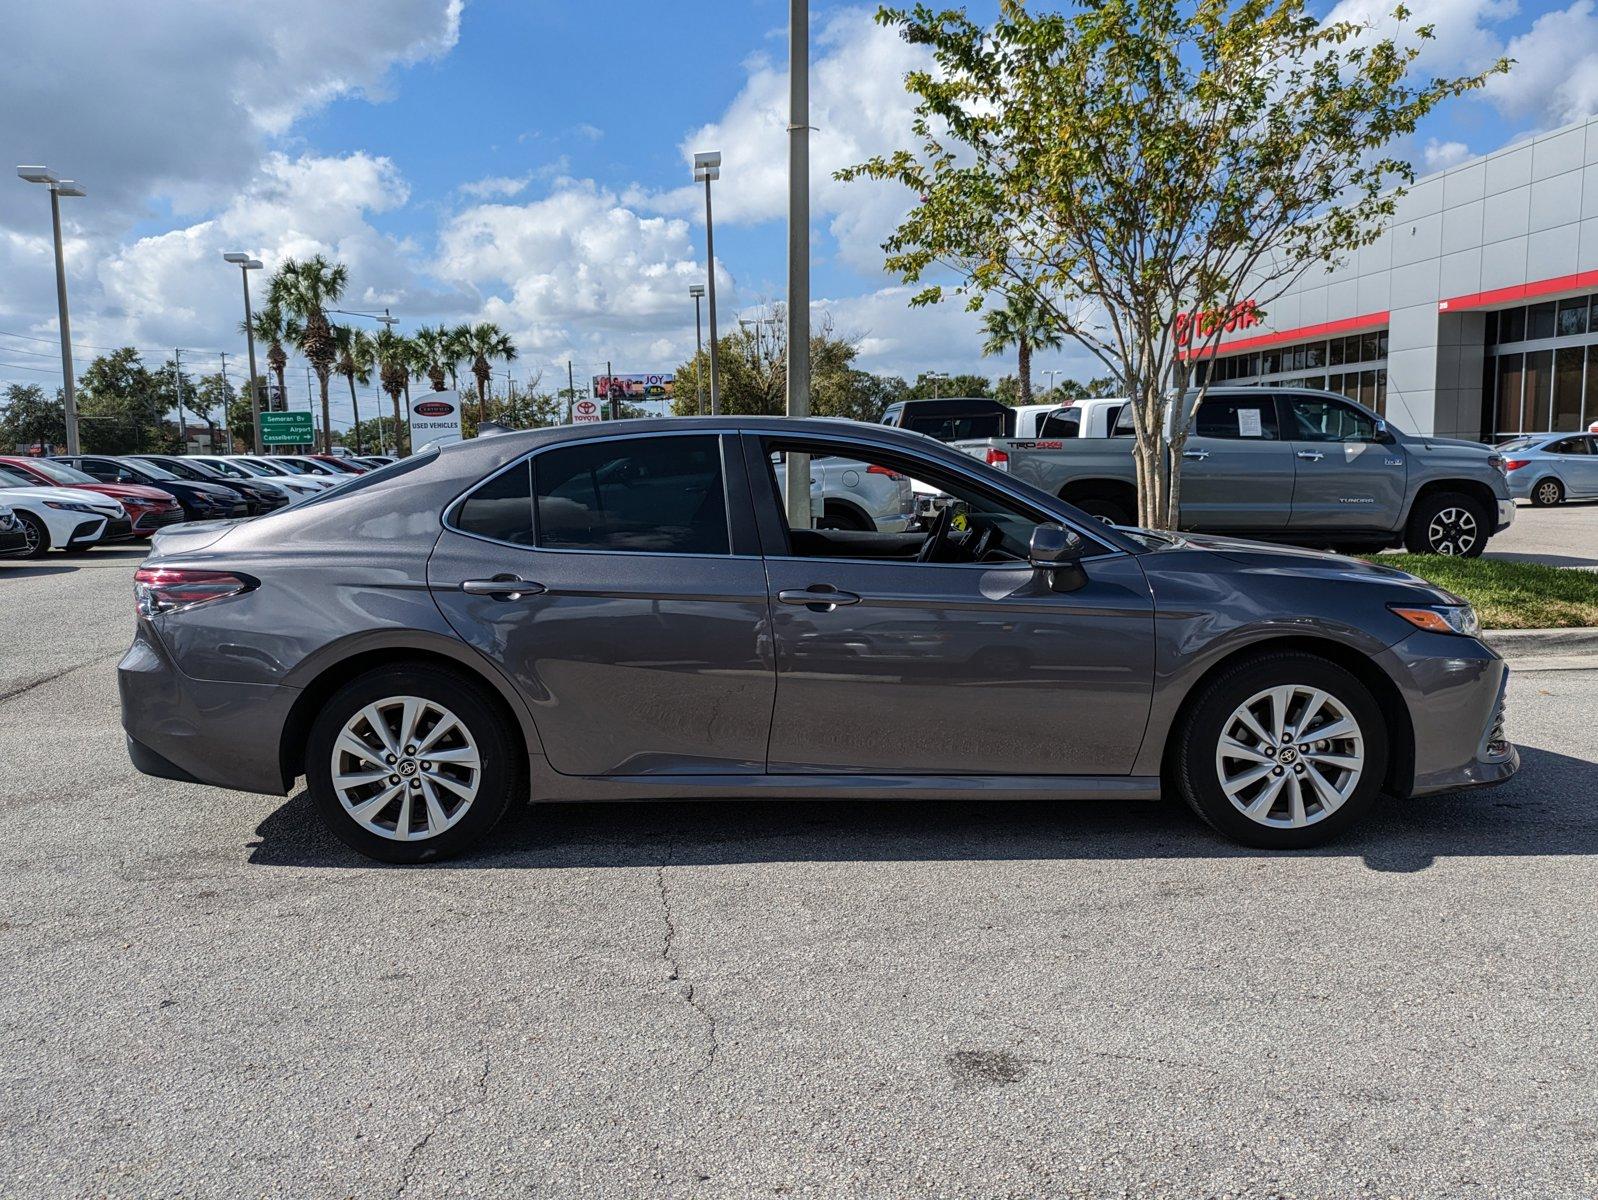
[
  {"left": 191, "top": 455, "right": 322, "bottom": 503},
  {"left": 0, "top": 466, "right": 125, "bottom": 557},
  {"left": 222, "top": 456, "right": 338, "bottom": 491}
]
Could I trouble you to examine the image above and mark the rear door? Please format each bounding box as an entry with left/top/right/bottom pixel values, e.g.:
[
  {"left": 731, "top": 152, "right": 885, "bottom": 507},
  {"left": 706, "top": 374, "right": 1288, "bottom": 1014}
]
[
  {"left": 1176, "top": 393, "right": 1295, "bottom": 529},
  {"left": 427, "top": 431, "right": 776, "bottom": 777},
  {"left": 1548, "top": 435, "right": 1598, "bottom": 497},
  {"left": 1282, "top": 394, "right": 1407, "bottom": 532}
]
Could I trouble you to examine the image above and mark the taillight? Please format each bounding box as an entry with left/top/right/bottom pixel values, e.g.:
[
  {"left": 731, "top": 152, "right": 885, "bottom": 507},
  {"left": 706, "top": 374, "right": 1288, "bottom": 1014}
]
[
  {"left": 134, "top": 567, "right": 254, "bottom": 618},
  {"left": 1503, "top": 458, "right": 1529, "bottom": 471},
  {"left": 866, "top": 464, "right": 904, "bottom": 480},
  {"left": 985, "top": 448, "right": 1010, "bottom": 471}
]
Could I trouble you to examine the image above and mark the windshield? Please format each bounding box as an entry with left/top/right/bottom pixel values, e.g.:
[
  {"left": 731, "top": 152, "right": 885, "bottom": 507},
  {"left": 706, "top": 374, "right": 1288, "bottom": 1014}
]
[
  {"left": 141, "top": 457, "right": 215, "bottom": 481},
  {"left": 237, "top": 457, "right": 287, "bottom": 476},
  {"left": 127, "top": 460, "right": 179, "bottom": 481},
  {"left": 277, "top": 458, "right": 329, "bottom": 475},
  {"left": 17, "top": 458, "right": 95, "bottom": 484},
  {"left": 0, "top": 465, "right": 35, "bottom": 487},
  {"left": 202, "top": 460, "right": 249, "bottom": 479},
  {"left": 317, "top": 457, "right": 361, "bottom": 473}
]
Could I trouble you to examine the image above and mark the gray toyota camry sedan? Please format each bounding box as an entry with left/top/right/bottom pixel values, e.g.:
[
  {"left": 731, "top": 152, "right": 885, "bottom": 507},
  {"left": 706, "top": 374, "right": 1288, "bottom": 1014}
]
[{"left": 120, "top": 418, "right": 1517, "bottom": 862}]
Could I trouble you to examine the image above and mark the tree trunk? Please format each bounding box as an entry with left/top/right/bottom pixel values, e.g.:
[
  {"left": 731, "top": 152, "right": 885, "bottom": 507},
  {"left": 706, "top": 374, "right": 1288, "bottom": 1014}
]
[
  {"left": 318, "top": 370, "right": 332, "bottom": 453},
  {"left": 346, "top": 373, "right": 363, "bottom": 454},
  {"left": 1018, "top": 340, "right": 1032, "bottom": 403},
  {"left": 391, "top": 390, "right": 404, "bottom": 455}
]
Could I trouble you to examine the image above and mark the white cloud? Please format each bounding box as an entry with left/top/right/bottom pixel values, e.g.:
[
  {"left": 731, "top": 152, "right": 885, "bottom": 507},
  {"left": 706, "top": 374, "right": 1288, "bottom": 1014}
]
[
  {"left": 572, "top": 123, "right": 606, "bottom": 142},
  {"left": 1422, "top": 137, "right": 1474, "bottom": 172},
  {"left": 1486, "top": 0, "right": 1598, "bottom": 127},
  {"left": 459, "top": 175, "right": 533, "bottom": 200}
]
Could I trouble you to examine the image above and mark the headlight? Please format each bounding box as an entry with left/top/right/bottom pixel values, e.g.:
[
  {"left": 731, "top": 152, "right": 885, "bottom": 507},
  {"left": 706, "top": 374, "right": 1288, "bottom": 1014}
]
[
  {"left": 1390, "top": 603, "right": 1481, "bottom": 637},
  {"left": 43, "top": 500, "right": 100, "bottom": 515}
]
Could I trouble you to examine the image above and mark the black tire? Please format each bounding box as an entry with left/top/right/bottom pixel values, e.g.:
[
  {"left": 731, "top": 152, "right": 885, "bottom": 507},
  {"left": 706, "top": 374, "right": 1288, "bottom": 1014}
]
[
  {"left": 1403, "top": 490, "right": 1488, "bottom": 558},
  {"left": 16, "top": 512, "right": 49, "bottom": 558},
  {"left": 1069, "top": 495, "right": 1132, "bottom": 526},
  {"left": 1530, "top": 477, "right": 1564, "bottom": 508},
  {"left": 816, "top": 505, "right": 871, "bottom": 532},
  {"left": 1172, "top": 652, "right": 1388, "bottom": 849},
  {"left": 305, "top": 664, "right": 521, "bottom": 864}
]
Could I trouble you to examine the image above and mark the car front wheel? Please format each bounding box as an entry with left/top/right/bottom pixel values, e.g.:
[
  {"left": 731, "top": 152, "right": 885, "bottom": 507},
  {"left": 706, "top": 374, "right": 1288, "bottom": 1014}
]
[
  {"left": 1404, "top": 491, "right": 1487, "bottom": 557},
  {"left": 1173, "top": 652, "right": 1388, "bottom": 849},
  {"left": 16, "top": 512, "right": 49, "bottom": 558},
  {"left": 305, "top": 664, "right": 520, "bottom": 864}
]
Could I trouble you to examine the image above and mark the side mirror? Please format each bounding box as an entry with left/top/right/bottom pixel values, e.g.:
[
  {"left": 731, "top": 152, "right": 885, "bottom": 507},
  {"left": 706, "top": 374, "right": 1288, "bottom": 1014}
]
[
  {"left": 1030, "top": 523, "right": 1088, "bottom": 592},
  {"left": 1029, "top": 522, "right": 1084, "bottom": 567},
  {"left": 1373, "top": 419, "right": 1395, "bottom": 444}
]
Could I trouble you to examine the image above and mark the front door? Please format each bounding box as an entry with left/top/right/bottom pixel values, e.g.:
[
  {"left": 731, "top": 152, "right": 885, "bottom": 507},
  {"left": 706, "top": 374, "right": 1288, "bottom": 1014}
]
[
  {"left": 745, "top": 434, "right": 1155, "bottom": 776},
  {"left": 1282, "top": 393, "right": 1408, "bottom": 532},
  {"left": 428, "top": 433, "right": 775, "bottom": 776},
  {"left": 1177, "top": 393, "right": 1295, "bottom": 529}
]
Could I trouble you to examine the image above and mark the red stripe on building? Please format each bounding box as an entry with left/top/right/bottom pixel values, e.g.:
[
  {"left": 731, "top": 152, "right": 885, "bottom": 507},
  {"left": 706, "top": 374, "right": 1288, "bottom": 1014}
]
[
  {"left": 1437, "top": 269, "right": 1598, "bottom": 313},
  {"left": 1182, "top": 311, "right": 1390, "bottom": 361}
]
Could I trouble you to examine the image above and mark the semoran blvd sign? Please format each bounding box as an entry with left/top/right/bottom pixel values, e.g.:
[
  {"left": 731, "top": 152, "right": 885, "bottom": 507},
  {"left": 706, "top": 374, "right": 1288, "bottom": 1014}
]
[{"left": 259, "top": 410, "right": 314, "bottom": 446}]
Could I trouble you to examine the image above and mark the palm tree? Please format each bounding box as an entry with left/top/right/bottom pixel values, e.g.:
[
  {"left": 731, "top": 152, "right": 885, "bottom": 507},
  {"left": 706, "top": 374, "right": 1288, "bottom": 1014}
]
[
  {"left": 373, "top": 328, "right": 412, "bottom": 455},
  {"left": 981, "top": 291, "right": 1063, "bottom": 403},
  {"left": 269, "top": 255, "right": 349, "bottom": 452},
  {"left": 410, "top": 325, "right": 452, "bottom": 392},
  {"left": 333, "top": 325, "right": 375, "bottom": 455},
  {"left": 444, "top": 324, "right": 472, "bottom": 393},
  {"left": 245, "top": 304, "right": 291, "bottom": 419},
  {"left": 461, "top": 322, "right": 519, "bottom": 424}
]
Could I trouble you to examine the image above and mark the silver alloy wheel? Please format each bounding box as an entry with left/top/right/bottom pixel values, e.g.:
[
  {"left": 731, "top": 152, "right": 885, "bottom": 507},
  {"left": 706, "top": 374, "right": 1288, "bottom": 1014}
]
[
  {"left": 1535, "top": 480, "right": 1562, "bottom": 506},
  {"left": 330, "top": 695, "right": 481, "bottom": 842},
  {"left": 1427, "top": 505, "right": 1479, "bottom": 555},
  {"left": 19, "top": 516, "right": 40, "bottom": 554},
  {"left": 1215, "top": 684, "right": 1364, "bottom": 829}
]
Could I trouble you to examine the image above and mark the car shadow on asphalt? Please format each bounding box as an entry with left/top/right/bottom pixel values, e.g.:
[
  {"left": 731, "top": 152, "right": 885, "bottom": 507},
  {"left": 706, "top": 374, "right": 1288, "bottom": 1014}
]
[
  {"left": 246, "top": 746, "right": 1595, "bottom": 875},
  {"left": 0, "top": 562, "right": 78, "bottom": 579}
]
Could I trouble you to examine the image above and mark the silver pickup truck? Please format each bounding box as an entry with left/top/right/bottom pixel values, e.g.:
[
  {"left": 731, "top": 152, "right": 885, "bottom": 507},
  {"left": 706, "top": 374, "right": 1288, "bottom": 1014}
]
[{"left": 953, "top": 386, "right": 1514, "bottom": 556}]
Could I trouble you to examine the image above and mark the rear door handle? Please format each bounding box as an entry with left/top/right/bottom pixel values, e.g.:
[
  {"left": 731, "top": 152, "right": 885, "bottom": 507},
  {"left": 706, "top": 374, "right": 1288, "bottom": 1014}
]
[
  {"left": 778, "top": 587, "right": 862, "bottom": 611},
  {"left": 1182, "top": 449, "right": 1209, "bottom": 460},
  {"left": 461, "top": 575, "right": 546, "bottom": 600},
  {"left": 1296, "top": 450, "right": 1326, "bottom": 461}
]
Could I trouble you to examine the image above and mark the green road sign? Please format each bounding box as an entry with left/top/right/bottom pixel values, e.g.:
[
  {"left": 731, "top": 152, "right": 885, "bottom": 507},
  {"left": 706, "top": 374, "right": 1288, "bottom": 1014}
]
[{"left": 260, "top": 411, "right": 314, "bottom": 446}]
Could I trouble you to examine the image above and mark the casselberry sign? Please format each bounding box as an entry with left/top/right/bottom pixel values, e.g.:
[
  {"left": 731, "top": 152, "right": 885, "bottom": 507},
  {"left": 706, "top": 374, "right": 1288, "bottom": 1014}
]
[
  {"left": 408, "top": 390, "right": 463, "bottom": 449},
  {"left": 1173, "top": 299, "right": 1262, "bottom": 346}
]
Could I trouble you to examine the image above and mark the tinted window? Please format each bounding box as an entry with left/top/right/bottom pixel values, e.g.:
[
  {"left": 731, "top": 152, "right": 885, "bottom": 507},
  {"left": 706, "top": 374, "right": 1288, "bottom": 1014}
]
[
  {"left": 1288, "top": 397, "right": 1378, "bottom": 442},
  {"left": 1036, "top": 409, "right": 1080, "bottom": 438},
  {"left": 534, "top": 436, "right": 729, "bottom": 555},
  {"left": 903, "top": 413, "right": 1007, "bottom": 441},
  {"left": 79, "top": 458, "right": 139, "bottom": 483},
  {"left": 0, "top": 466, "right": 32, "bottom": 487},
  {"left": 456, "top": 460, "right": 535, "bottom": 544},
  {"left": 1194, "top": 396, "right": 1279, "bottom": 440},
  {"left": 1552, "top": 436, "right": 1591, "bottom": 455}
]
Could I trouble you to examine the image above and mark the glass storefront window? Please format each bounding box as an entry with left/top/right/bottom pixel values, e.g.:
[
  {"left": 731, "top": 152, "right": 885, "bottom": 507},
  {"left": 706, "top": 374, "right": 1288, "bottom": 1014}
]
[
  {"left": 1484, "top": 311, "right": 1499, "bottom": 345},
  {"left": 1359, "top": 369, "right": 1377, "bottom": 410},
  {"left": 1525, "top": 349, "right": 1553, "bottom": 430},
  {"left": 1558, "top": 298, "right": 1588, "bottom": 338},
  {"left": 1497, "top": 353, "right": 1524, "bottom": 435},
  {"left": 1500, "top": 307, "right": 1525, "bottom": 343},
  {"left": 1330, "top": 338, "right": 1345, "bottom": 366},
  {"left": 1361, "top": 332, "right": 1381, "bottom": 362},
  {"left": 1556, "top": 347, "right": 1586, "bottom": 431},
  {"left": 1528, "top": 302, "right": 1556, "bottom": 340},
  {"left": 1304, "top": 342, "right": 1325, "bottom": 369},
  {"left": 1375, "top": 369, "right": 1388, "bottom": 415}
]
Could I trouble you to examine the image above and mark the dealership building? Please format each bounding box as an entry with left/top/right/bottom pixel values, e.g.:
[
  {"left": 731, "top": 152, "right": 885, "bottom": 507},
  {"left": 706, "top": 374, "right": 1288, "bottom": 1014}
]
[{"left": 1193, "top": 113, "right": 1598, "bottom": 442}]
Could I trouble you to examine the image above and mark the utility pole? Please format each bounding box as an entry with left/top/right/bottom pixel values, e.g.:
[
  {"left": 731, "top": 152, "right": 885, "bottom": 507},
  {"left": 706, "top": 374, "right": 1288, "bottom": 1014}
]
[
  {"left": 784, "top": 0, "right": 813, "bottom": 529},
  {"left": 567, "top": 361, "right": 576, "bottom": 422},
  {"left": 219, "top": 352, "right": 234, "bottom": 453},
  {"left": 689, "top": 285, "right": 706, "bottom": 416},
  {"left": 306, "top": 364, "right": 315, "bottom": 452},
  {"left": 694, "top": 151, "right": 722, "bottom": 415},
  {"left": 605, "top": 359, "right": 616, "bottom": 420},
  {"left": 174, "top": 348, "right": 188, "bottom": 451}
]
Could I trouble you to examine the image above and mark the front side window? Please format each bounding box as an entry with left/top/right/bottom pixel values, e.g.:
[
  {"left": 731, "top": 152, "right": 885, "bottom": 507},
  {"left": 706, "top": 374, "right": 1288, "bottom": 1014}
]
[
  {"left": 1551, "top": 436, "right": 1591, "bottom": 456},
  {"left": 535, "top": 436, "right": 730, "bottom": 555},
  {"left": 1193, "top": 396, "right": 1279, "bottom": 440},
  {"left": 1288, "top": 397, "right": 1378, "bottom": 443}
]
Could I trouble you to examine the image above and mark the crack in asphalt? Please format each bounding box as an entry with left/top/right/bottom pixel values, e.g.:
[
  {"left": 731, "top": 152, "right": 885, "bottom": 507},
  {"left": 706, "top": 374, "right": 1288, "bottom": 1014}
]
[
  {"left": 655, "top": 863, "right": 719, "bottom": 1077},
  {"left": 393, "top": 1044, "right": 494, "bottom": 1198},
  {"left": 0, "top": 650, "right": 122, "bottom": 708}
]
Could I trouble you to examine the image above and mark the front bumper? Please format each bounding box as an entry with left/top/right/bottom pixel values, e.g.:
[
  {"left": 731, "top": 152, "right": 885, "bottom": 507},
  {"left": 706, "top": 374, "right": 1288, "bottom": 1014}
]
[
  {"left": 131, "top": 507, "right": 185, "bottom": 535},
  {"left": 1377, "top": 631, "right": 1519, "bottom": 797},
  {"left": 0, "top": 526, "right": 27, "bottom": 557},
  {"left": 98, "top": 517, "right": 134, "bottom": 543},
  {"left": 118, "top": 621, "right": 299, "bottom": 796},
  {"left": 1495, "top": 498, "right": 1516, "bottom": 531},
  {"left": 65, "top": 518, "right": 108, "bottom": 548}
]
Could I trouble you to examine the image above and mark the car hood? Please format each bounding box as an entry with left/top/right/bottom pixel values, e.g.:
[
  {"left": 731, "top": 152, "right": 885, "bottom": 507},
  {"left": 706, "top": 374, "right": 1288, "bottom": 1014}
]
[
  {"left": 0, "top": 484, "right": 123, "bottom": 511},
  {"left": 76, "top": 482, "right": 176, "bottom": 502},
  {"left": 1157, "top": 532, "right": 1459, "bottom": 601}
]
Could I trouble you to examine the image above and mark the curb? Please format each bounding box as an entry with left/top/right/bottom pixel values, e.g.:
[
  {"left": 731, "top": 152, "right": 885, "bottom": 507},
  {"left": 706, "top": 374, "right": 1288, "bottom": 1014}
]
[{"left": 1483, "top": 626, "right": 1598, "bottom": 659}]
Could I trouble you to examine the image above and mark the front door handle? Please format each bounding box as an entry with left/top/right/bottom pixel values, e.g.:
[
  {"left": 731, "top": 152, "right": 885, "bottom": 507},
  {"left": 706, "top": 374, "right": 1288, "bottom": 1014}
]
[
  {"left": 1296, "top": 450, "right": 1326, "bottom": 461},
  {"left": 778, "top": 586, "right": 862, "bottom": 612},
  {"left": 1182, "top": 449, "right": 1209, "bottom": 461},
  {"left": 461, "top": 575, "right": 546, "bottom": 600}
]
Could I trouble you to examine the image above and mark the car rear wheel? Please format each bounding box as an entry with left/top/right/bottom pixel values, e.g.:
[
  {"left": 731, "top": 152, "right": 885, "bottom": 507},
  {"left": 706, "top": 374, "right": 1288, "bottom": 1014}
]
[
  {"left": 816, "top": 505, "right": 871, "bottom": 532},
  {"left": 306, "top": 665, "right": 520, "bottom": 864},
  {"left": 16, "top": 512, "right": 49, "bottom": 558},
  {"left": 1531, "top": 477, "right": 1564, "bottom": 507},
  {"left": 1404, "top": 491, "right": 1487, "bottom": 557},
  {"left": 1173, "top": 652, "right": 1388, "bottom": 849}
]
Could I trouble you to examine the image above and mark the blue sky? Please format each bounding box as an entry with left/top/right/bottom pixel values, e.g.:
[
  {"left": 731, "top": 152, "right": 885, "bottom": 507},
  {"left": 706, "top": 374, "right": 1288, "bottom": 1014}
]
[{"left": 2, "top": 0, "right": 1597, "bottom": 429}]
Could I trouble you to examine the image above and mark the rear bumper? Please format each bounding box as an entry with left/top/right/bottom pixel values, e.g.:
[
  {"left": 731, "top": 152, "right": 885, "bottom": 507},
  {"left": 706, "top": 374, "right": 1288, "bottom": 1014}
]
[{"left": 118, "top": 622, "right": 298, "bottom": 795}]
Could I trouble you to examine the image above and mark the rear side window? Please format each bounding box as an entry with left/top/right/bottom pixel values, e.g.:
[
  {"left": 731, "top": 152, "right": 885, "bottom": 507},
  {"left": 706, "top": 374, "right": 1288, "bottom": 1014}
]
[
  {"left": 1194, "top": 396, "right": 1279, "bottom": 440},
  {"left": 1037, "top": 409, "right": 1080, "bottom": 438},
  {"left": 1551, "top": 436, "right": 1591, "bottom": 455},
  {"left": 903, "top": 413, "right": 1007, "bottom": 440},
  {"left": 534, "top": 435, "right": 730, "bottom": 555},
  {"left": 455, "top": 460, "right": 535, "bottom": 544}
]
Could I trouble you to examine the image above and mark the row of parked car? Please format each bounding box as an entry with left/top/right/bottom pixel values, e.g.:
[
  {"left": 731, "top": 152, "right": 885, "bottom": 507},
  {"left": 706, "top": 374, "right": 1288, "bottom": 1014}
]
[{"left": 0, "top": 451, "right": 394, "bottom": 558}]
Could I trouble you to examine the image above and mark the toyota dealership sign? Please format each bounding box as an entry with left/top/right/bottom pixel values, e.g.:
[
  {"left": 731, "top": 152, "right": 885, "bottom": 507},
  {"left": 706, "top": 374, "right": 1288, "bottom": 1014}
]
[
  {"left": 572, "top": 398, "right": 602, "bottom": 424},
  {"left": 408, "top": 390, "right": 463, "bottom": 449}
]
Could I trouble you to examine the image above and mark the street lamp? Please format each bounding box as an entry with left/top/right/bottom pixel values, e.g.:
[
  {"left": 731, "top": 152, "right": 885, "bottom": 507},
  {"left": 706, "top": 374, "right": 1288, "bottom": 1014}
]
[
  {"left": 688, "top": 284, "right": 706, "bottom": 416},
  {"left": 926, "top": 370, "right": 950, "bottom": 399},
  {"left": 223, "top": 252, "right": 265, "bottom": 453},
  {"left": 18, "top": 166, "right": 85, "bottom": 454},
  {"left": 693, "top": 151, "right": 722, "bottom": 416}
]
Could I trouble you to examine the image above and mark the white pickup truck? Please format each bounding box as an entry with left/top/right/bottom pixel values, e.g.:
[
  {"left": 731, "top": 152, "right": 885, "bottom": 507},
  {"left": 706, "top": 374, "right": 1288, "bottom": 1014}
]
[{"left": 1011, "top": 398, "right": 1127, "bottom": 439}]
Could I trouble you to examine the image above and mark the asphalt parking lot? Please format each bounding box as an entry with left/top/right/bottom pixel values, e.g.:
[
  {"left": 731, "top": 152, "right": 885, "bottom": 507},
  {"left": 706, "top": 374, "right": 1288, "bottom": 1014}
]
[
  {"left": 1489, "top": 498, "right": 1598, "bottom": 568},
  {"left": 3, "top": 545, "right": 1596, "bottom": 1198}
]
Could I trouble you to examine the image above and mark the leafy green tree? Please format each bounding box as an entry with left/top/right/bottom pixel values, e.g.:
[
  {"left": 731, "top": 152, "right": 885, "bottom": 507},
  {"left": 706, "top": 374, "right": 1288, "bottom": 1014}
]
[
  {"left": 0, "top": 383, "right": 66, "bottom": 452},
  {"left": 333, "top": 326, "right": 375, "bottom": 455},
  {"left": 228, "top": 376, "right": 267, "bottom": 449},
  {"left": 841, "top": 0, "right": 1504, "bottom": 527},
  {"left": 982, "top": 291, "right": 1064, "bottom": 402},
  {"left": 77, "top": 347, "right": 174, "bottom": 452},
  {"left": 246, "top": 304, "right": 292, "bottom": 420},
  {"left": 190, "top": 372, "right": 236, "bottom": 450},
  {"left": 444, "top": 324, "right": 471, "bottom": 393},
  {"left": 410, "top": 325, "right": 453, "bottom": 392},
  {"left": 270, "top": 255, "right": 349, "bottom": 453},
  {"left": 461, "top": 322, "right": 519, "bottom": 425},
  {"left": 906, "top": 372, "right": 991, "bottom": 401},
  {"left": 373, "top": 329, "right": 413, "bottom": 454}
]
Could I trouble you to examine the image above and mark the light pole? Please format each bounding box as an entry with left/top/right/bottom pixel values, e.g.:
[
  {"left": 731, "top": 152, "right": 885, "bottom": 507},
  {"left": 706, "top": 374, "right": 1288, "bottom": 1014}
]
[
  {"left": 693, "top": 151, "right": 722, "bottom": 415},
  {"left": 785, "top": 0, "right": 812, "bottom": 530},
  {"left": 926, "top": 370, "right": 950, "bottom": 399},
  {"left": 688, "top": 284, "right": 706, "bottom": 416},
  {"left": 18, "top": 166, "right": 85, "bottom": 454},
  {"left": 222, "top": 252, "right": 265, "bottom": 452}
]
